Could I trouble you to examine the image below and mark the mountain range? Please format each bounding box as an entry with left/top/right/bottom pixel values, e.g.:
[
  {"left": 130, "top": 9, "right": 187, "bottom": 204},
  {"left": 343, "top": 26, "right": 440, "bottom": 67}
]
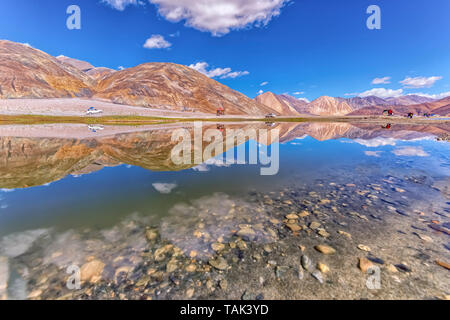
[
  {"left": 0, "top": 40, "right": 448, "bottom": 117},
  {"left": 253, "top": 93, "right": 446, "bottom": 116}
]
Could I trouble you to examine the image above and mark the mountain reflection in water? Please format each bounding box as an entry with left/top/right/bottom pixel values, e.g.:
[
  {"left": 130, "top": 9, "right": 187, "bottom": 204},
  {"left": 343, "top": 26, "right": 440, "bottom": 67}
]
[{"left": 0, "top": 122, "right": 448, "bottom": 189}]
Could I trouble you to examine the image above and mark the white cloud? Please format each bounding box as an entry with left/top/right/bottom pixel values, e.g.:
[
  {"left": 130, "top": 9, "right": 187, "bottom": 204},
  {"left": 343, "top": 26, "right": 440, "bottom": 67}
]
[
  {"left": 260, "top": 81, "right": 269, "bottom": 86},
  {"left": 103, "top": 0, "right": 290, "bottom": 35},
  {"left": 408, "top": 92, "right": 450, "bottom": 100},
  {"left": 118, "top": 66, "right": 125, "bottom": 70},
  {"left": 188, "top": 62, "right": 249, "bottom": 79},
  {"left": 358, "top": 88, "right": 403, "bottom": 98},
  {"left": 353, "top": 137, "right": 397, "bottom": 147},
  {"left": 364, "top": 151, "right": 382, "bottom": 157},
  {"left": 257, "top": 89, "right": 264, "bottom": 95},
  {"left": 372, "top": 77, "right": 391, "bottom": 85},
  {"left": 293, "top": 91, "right": 305, "bottom": 95},
  {"left": 102, "top": 0, "right": 141, "bottom": 11},
  {"left": 392, "top": 147, "right": 429, "bottom": 157},
  {"left": 222, "top": 71, "right": 250, "bottom": 79},
  {"left": 400, "top": 76, "right": 443, "bottom": 88},
  {"left": 146, "top": 0, "right": 291, "bottom": 36},
  {"left": 192, "top": 157, "right": 230, "bottom": 172},
  {"left": 143, "top": 34, "right": 172, "bottom": 49},
  {"left": 152, "top": 183, "right": 178, "bottom": 194},
  {"left": 189, "top": 62, "right": 230, "bottom": 77}
]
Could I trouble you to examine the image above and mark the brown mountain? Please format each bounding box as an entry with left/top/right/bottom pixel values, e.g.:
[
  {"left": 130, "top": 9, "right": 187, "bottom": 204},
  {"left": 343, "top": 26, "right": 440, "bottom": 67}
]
[
  {"left": 56, "top": 55, "right": 95, "bottom": 72},
  {"left": 254, "top": 92, "right": 301, "bottom": 116},
  {"left": 94, "top": 63, "right": 273, "bottom": 115},
  {"left": 0, "top": 40, "right": 94, "bottom": 98},
  {"left": 57, "top": 55, "right": 115, "bottom": 80},
  {"left": 86, "top": 67, "right": 116, "bottom": 80},
  {"left": 0, "top": 40, "right": 271, "bottom": 115},
  {"left": 340, "top": 95, "right": 437, "bottom": 114},
  {"left": 1, "top": 40, "right": 447, "bottom": 117},
  {"left": 385, "top": 95, "right": 435, "bottom": 106},
  {"left": 410, "top": 96, "right": 450, "bottom": 111},
  {"left": 431, "top": 104, "right": 450, "bottom": 116},
  {"left": 254, "top": 93, "right": 421, "bottom": 116},
  {"left": 350, "top": 96, "right": 450, "bottom": 116},
  {"left": 255, "top": 94, "right": 388, "bottom": 116},
  {"left": 411, "top": 96, "right": 450, "bottom": 116},
  {"left": 310, "top": 95, "right": 438, "bottom": 115},
  {"left": 305, "top": 96, "right": 353, "bottom": 116},
  {"left": 278, "top": 94, "right": 310, "bottom": 114},
  {"left": 344, "top": 96, "right": 390, "bottom": 110}
]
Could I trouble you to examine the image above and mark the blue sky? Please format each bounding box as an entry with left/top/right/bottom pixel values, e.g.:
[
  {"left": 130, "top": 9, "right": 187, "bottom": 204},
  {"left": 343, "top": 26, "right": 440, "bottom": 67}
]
[{"left": 0, "top": 0, "right": 449, "bottom": 101}]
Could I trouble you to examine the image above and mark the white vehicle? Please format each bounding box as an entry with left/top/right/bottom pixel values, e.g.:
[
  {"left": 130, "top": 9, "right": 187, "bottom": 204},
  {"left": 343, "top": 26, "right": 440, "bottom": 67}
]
[
  {"left": 88, "top": 125, "right": 105, "bottom": 132},
  {"left": 86, "top": 107, "right": 103, "bottom": 115},
  {"left": 265, "top": 113, "right": 277, "bottom": 119}
]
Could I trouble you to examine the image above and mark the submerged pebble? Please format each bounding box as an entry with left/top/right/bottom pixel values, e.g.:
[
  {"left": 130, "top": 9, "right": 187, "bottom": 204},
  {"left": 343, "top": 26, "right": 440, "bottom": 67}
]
[
  {"left": 301, "top": 255, "right": 313, "bottom": 271},
  {"left": 311, "top": 270, "right": 324, "bottom": 284},
  {"left": 315, "top": 245, "right": 336, "bottom": 255}
]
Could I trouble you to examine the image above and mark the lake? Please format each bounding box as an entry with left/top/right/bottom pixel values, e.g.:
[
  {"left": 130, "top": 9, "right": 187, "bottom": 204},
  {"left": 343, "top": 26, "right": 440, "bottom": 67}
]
[{"left": 0, "top": 121, "right": 449, "bottom": 300}]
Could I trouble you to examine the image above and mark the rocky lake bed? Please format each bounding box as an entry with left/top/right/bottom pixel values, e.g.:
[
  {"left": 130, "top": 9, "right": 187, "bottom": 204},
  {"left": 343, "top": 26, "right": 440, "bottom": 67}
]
[{"left": 2, "top": 175, "right": 449, "bottom": 300}]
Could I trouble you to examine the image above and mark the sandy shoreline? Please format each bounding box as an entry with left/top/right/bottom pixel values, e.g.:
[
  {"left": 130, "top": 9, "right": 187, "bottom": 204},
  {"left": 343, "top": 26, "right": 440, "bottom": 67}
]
[
  {"left": 0, "top": 98, "right": 449, "bottom": 126},
  {"left": 0, "top": 98, "right": 257, "bottom": 119}
]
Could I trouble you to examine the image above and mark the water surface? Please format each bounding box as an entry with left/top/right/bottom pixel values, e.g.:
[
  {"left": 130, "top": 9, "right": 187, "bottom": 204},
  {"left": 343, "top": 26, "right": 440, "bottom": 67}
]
[{"left": 0, "top": 121, "right": 449, "bottom": 300}]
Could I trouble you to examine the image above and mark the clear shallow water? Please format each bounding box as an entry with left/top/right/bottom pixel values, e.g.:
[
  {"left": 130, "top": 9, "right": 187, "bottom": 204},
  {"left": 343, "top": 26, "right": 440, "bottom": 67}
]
[{"left": 0, "top": 122, "right": 449, "bottom": 300}]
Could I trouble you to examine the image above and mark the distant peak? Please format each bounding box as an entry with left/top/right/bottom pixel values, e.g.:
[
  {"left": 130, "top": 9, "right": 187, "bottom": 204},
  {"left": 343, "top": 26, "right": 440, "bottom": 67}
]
[{"left": 257, "top": 91, "right": 276, "bottom": 96}]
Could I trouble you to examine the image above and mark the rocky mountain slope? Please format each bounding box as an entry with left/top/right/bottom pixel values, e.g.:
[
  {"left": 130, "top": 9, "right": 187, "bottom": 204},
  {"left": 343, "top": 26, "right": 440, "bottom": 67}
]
[
  {"left": 86, "top": 67, "right": 115, "bottom": 80},
  {"left": 0, "top": 40, "right": 94, "bottom": 98},
  {"left": 56, "top": 55, "right": 95, "bottom": 72},
  {"left": 94, "top": 63, "right": 273, "bottom": 115},
  {"left": 344, "top": 96, "right": 390, "bottom": 110},
  {"left": 255, "top": 91, "right": 449, "bottom": 116},
  {"left": 56, "top": 55, "right": 115, "bottom": 80},
  {"left": 0, "top": 40, "right": 272, "bottom": 115},
  {"left": 278, "top": 94, "right": 309, "bottom": 114},
  {"left": 305, "top": 96, "right": 353, "bottom": 116},
  {"left": 386, "top": 95, "right": 436, "bottom": 106},
  {"left": 254, "top": 92, "right": 301, "bottom": 116},
  {"left": 431, "top": 104, "right": 450, "bottom": 116},
  {"left": 410, "top": 96, "right": 450, "bottom": 111},
  {"left": 255, "top": 92, "right": 386, "bottom": 116},
  {"left": 350, "top": 96, "right": 450, "bottom": 116}
]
